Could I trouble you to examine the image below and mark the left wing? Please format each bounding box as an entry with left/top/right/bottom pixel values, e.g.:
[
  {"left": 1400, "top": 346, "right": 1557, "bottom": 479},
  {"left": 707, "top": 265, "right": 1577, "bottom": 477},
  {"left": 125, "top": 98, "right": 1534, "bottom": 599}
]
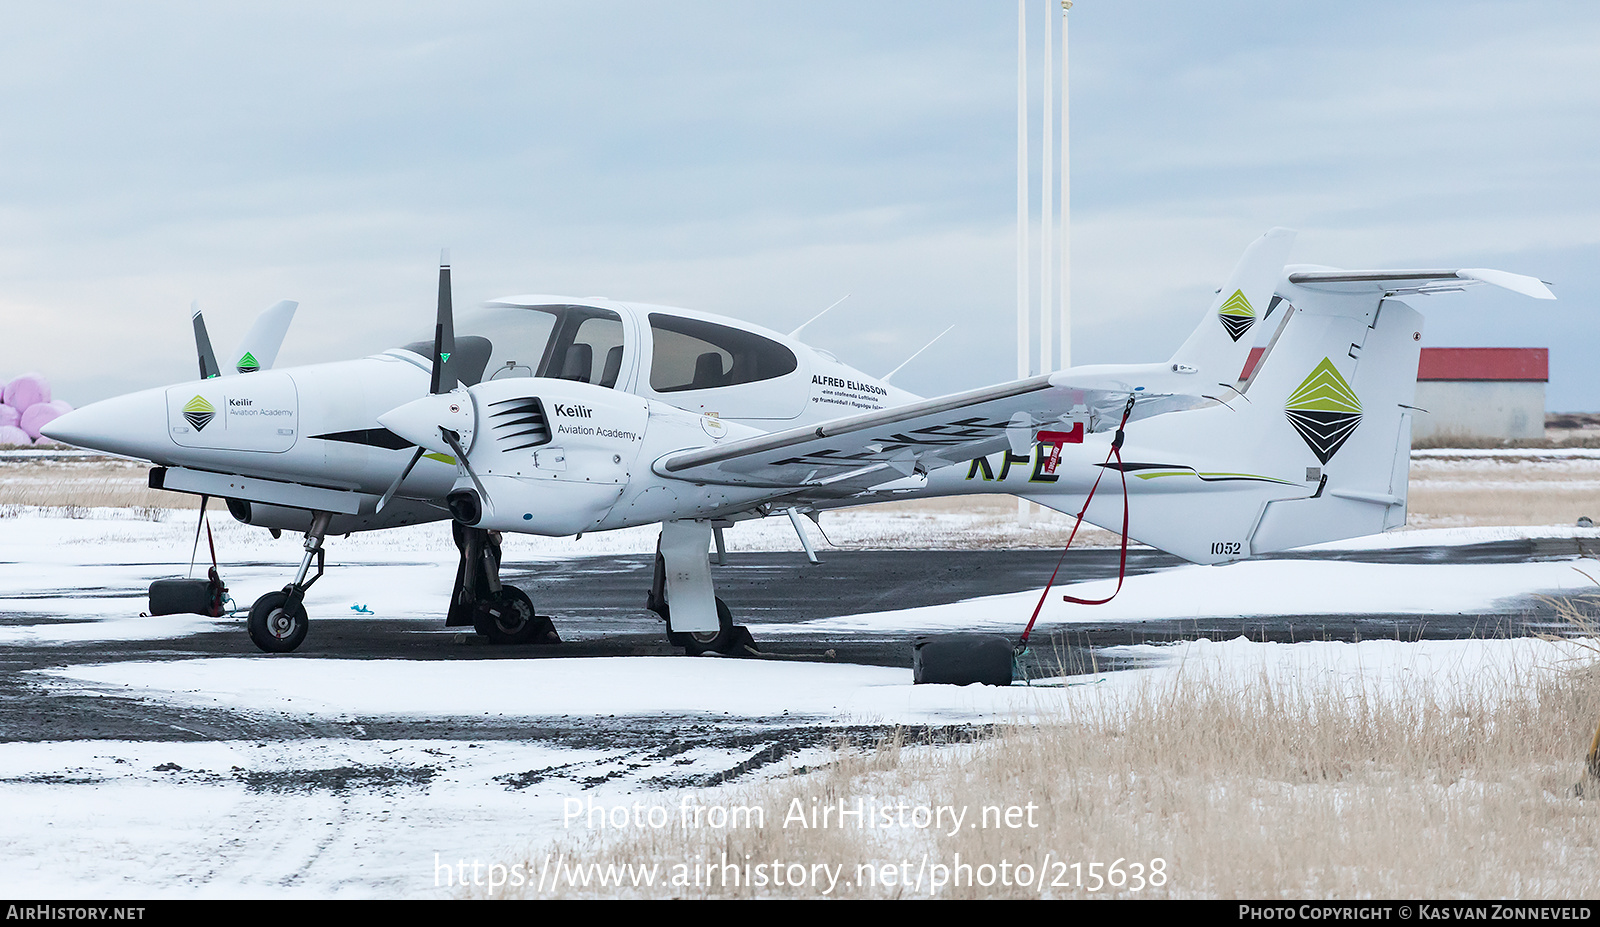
[
  {"left": 655, "top": 364, "right": 1210, "bottom": 489},
  {"left": 660, "top": 228, "right": 1304, "bottom": 491}
]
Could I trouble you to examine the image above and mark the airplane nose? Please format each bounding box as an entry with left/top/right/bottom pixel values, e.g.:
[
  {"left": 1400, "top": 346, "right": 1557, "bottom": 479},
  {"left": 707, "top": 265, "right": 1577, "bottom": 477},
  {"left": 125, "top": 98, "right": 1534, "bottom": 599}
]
[{"left": 39, "top": 387, "right": 170, "bottom": 459}]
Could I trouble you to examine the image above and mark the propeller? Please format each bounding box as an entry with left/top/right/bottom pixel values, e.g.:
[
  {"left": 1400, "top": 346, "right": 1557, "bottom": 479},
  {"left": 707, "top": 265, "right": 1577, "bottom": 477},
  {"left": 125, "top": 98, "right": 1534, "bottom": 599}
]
[
  {"left": 192, "top": 302, "right": 221, "bottom": 380},
  {"left": 376, "top": 251, "right": 484, "bottom": 514}
]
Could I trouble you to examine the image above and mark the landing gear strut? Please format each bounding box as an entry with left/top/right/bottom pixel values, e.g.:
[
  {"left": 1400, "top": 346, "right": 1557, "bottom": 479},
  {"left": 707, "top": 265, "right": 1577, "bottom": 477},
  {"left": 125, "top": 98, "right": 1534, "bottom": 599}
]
[
  {"left": 647, "top": 523, "right": 757, "bottom": 656},
  {"left": 247, "top": 511, "right": 330, "bottom": 653},
  {"left": 448, "top": 522, "right": 558, "bottom": 645}
]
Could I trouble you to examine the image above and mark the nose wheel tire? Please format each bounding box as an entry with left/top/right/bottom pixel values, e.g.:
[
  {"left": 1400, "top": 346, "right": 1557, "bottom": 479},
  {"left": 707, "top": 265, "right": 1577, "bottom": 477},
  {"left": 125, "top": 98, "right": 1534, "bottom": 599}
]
[
  {"left": 248, "top": 590, "right": 308, "bottom": 653},
  {"left": 474, "top": 586, "right": 557, "bottom": 645}
]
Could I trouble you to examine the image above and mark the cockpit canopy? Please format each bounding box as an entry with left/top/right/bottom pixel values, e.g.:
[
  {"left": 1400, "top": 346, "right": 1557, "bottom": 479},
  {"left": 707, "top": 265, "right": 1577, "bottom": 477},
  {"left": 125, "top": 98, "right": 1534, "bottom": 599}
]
[{"left": 398, "top": 302, "right": 802, "bottom": 408}]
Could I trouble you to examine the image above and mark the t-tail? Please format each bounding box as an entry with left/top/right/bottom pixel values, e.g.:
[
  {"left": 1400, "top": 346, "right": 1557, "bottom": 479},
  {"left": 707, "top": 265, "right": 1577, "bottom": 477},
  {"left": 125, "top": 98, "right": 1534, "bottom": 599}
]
[{"left": 1030, "top": 263, "right": 1552, "bottom": 563}]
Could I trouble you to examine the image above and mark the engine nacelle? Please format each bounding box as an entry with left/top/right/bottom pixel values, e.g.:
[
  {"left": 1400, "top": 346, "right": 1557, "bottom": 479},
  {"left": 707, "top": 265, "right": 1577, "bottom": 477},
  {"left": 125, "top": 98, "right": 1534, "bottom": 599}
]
[
  {"left": 450, "top": 378, "right": 652, "bottom": 535},
  {"left": 226, "top": 497, "right": 442, "bottom": 534}
]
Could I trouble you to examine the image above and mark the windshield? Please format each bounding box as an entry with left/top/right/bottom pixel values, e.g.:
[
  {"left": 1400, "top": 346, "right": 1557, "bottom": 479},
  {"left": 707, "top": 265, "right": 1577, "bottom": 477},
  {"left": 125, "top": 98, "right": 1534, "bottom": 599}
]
[{"left": 399, "top": 304, "right": 625, "bottom": 388}]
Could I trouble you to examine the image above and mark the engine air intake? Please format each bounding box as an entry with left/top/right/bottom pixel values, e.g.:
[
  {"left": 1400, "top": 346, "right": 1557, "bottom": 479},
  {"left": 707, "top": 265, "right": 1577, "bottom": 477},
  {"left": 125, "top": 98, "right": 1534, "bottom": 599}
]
[{"left": 488, "top": 396, "right": 551, "bottom": 451}]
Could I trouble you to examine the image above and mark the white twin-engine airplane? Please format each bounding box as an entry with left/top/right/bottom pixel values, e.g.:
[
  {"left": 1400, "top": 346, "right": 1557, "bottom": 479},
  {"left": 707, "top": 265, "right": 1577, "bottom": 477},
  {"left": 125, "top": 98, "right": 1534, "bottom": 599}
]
[{"left": 42, "top": 229, "right": 1554, "bottom": 655}]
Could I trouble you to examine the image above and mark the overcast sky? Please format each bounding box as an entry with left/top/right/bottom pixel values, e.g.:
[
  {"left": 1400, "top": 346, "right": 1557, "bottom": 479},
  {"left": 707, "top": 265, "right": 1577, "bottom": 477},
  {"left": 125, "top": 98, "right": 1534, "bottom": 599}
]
[{"left": 2, "top": 1, "right": 1597, "bottom": 409}]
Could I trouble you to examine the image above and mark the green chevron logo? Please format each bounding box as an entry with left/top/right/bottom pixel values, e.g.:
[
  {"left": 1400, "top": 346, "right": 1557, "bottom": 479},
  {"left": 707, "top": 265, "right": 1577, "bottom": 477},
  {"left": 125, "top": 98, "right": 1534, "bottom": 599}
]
[
  {"left": 1217, "top": 289, "right": 1256, "bottom": 342},
  {"left": 1284, "top": 357, "right": 1362, "bottom": 464},
  {"left": 182, "top": 395, "right": 216, "bottom": 432},
  {"left": 236, "top": 351, "right": 259, "bottom": 374}
]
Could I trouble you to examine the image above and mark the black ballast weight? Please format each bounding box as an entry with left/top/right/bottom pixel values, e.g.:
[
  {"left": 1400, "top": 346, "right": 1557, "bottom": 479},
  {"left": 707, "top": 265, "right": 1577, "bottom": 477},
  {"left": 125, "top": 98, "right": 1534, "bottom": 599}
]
[
  {"left": 149, "top": 578, "right": 216, "bottom": 616},
  {"left": 912, "top": 633, "right": 1014, "bottom": 686}
]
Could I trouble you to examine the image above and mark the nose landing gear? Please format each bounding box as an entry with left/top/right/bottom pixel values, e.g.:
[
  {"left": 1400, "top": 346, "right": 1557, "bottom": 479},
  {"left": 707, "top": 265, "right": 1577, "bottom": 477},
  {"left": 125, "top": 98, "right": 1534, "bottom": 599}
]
[{"left": 246, "top": 511, "right": 329, "bottom": 654}]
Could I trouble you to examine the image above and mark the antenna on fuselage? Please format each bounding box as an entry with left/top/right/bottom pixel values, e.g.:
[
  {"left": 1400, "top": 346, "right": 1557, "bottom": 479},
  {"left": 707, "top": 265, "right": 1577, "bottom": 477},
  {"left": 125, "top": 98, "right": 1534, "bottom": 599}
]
[
  {"left": 787, "top": 294, "right": 850, "bottom": 339},
  {"left": 881, "top": 324, "right": 955, "bottom": 384}
]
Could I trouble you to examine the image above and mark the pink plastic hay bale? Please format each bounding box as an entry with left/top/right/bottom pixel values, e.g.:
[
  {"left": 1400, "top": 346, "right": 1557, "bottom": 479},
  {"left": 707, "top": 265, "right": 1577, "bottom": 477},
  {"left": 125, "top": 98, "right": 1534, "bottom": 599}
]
[
  {"left": 19, "top": 401, "right": 66, "bottom": 440},
  {"left": 0, "top": 425, "right": 31, "bottom": 447},
  {"left": 0, "top": 404, "right": 17, "bottom": 429},
  {"left": 19, "top": 400, "right": 72, "bottom": 441},
  {"left": 2, "top": 374, "right": 49, "bottom": 411}
]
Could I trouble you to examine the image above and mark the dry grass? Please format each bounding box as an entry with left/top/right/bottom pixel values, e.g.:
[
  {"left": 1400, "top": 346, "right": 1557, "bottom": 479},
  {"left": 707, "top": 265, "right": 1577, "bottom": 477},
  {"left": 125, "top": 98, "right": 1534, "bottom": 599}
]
[
  {"left": 491, "top": 646, "right": 1600, "bottom": 899},
  {"left": 1406, "top": 456, "right": 1600, "bottom": 528},
  {"left": 0, "top": 457, "right": 199, "bottom": 512}
]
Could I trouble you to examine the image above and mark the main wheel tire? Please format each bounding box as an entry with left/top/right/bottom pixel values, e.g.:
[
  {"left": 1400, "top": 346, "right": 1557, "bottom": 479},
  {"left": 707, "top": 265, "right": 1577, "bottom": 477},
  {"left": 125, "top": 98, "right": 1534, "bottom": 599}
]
[
  {"left": 248, "top": 590, "right": 308, "bottom": 653},
  {"left": 474, "top": 586, "right": 543, "bottom": 645},
  {"left": 664, "top": 597, "right": 735, "bottom": 656}
]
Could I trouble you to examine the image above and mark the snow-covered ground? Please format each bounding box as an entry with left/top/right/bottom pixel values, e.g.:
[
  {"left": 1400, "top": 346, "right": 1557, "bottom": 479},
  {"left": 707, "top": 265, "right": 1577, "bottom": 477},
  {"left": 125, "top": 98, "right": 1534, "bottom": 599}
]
[{"left": 3, "top": 507, "right": 1599, "bottom": 897}]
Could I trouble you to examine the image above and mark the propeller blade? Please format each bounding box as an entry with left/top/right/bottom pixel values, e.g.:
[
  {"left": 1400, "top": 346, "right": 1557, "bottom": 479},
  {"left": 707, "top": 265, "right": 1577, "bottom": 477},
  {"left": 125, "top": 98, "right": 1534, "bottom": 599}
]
[
  {"left": 376, "top": 446, "right": 427, "bottom": 513},
  {"left": 381, "top": 251, "right": 462, "bottom": 513},
  {"left": 430, "top": 249, "right": 456, "bottom": 395},
  {"left": 191, "top": 302, "right": 221, "bottom": 380},
  {"left": 440, "top": 428, "right": 488, "bottom": 502}
]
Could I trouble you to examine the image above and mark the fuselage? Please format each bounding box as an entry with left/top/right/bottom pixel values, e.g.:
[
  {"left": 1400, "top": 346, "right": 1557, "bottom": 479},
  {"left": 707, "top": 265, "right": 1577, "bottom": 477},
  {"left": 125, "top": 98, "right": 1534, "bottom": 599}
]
[{"left": 44, "top": 296, "right": 938, "bottom": 530}]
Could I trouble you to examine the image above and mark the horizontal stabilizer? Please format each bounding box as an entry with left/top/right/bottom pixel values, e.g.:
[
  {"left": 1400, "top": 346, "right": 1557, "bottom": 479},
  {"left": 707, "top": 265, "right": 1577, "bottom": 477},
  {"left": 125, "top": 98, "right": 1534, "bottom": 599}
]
[{"left": 1287, "top": 268, "right": 1554, "bottom": 300}]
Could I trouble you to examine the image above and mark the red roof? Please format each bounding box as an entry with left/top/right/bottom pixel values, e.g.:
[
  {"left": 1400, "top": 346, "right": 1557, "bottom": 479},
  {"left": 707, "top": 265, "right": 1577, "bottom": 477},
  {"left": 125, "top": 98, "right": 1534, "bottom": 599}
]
[
  {"left": 1239, "top": 346, "right": 1547, "bottom": 382},
  {"left": 1416, "top": 347, "right": 1547, "bottom": 381}
]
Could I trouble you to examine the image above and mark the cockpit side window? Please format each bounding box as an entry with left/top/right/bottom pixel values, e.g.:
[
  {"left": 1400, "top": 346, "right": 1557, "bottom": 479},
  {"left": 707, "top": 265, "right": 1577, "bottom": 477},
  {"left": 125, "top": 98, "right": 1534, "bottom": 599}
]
[
  {"left": 648, "top": 313, "right": 798, "bottom": 393},
  {"left": 549, "top": 313, "right": 624, "bottom": 386}
]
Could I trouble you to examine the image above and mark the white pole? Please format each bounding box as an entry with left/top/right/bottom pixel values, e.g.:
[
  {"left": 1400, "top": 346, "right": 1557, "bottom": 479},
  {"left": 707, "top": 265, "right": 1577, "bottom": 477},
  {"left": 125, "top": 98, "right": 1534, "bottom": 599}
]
[
  {"left": 1016, "top": 0, "right": 1030, "bottom": 383},
  {"left": 1060, "top": 1, "right": 1072, "bottom": 370},
  {"left": 1040, "top": 0, "right": 1054, "bottom": 377},
  {"left": 1017, "top": 0, "right": 1031, "bottom": 525}
]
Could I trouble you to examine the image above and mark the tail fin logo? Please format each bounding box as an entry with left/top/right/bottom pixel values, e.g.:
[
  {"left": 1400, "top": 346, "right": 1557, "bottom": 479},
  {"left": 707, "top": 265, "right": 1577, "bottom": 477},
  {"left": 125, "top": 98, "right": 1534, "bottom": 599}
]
[
  {"left": 237, "top": 351, "right": 260, "bottom": 374},
  {"left": 1284, "top": 358, "right": 1362, "bottom": 464},
  {"left": 1217, "top": 290, "right": 1256, "bottom": 342},
  {"left": 183, "top": 395, "right": 216, "bottom": 432}
]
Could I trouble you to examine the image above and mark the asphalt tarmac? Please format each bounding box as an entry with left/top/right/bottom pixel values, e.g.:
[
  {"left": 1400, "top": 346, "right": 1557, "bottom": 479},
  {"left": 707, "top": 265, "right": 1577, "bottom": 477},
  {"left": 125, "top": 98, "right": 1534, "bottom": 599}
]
[{"left": 0, "top": 538, "right": 1585, "bottom": 746}]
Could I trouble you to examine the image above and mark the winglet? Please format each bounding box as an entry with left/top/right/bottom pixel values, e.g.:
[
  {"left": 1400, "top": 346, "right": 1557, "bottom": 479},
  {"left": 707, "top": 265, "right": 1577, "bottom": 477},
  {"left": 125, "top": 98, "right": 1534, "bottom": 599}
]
[
  {"left": 1167, "top": 228, "right": 1297, "bottom": 377},
  {"left": 230, "top": 299, "right": 298, "bottom": 373}
]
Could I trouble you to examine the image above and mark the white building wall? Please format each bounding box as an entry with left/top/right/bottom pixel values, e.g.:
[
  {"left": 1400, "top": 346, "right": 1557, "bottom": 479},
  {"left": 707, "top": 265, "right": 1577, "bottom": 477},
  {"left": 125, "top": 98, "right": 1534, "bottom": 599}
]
[{"left": 1410, "top": 381, "right": 1545, "bottom": 442}]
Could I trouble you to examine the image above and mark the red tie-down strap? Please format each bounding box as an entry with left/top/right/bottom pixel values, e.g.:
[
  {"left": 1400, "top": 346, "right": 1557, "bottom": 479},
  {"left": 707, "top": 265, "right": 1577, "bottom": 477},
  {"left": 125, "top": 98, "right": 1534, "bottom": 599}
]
[{"left": 1017, "top": 402, "right": 1134, "bottom": 649}]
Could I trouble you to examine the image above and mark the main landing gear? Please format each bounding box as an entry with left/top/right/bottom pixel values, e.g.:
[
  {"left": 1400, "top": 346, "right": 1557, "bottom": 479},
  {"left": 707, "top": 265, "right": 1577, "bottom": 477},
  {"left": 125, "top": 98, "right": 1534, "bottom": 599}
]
[
  {"left": 646, "top": 520, "right": 757, "bottom": 657},
  {"left": 447, "top": 521, "right": 559, "bottom": 646}
]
